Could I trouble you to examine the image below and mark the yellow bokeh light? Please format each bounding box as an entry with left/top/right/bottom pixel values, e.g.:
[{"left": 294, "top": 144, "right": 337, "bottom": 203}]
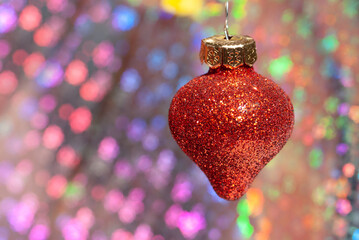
[
  {"left": 161, "top": 0, "right": 204, "bottom": 17},
  {"left": 246, "top": 188, "right": 264, "bottom": 216}
]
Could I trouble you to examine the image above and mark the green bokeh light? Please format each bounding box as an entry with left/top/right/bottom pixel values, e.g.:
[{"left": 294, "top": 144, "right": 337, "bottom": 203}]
[
  {"left": 237, "top": 199, "right": 250, "bottom": 216},
  {"left": 296, "top": 17, "right": 312, "bottom": 38},
  {"left": 336, "top": 116, "right": 349, "bottom": 129},
  {"left": 343, "top": 0, "right": 359, "bottom": 18},
  {"left": 282, "top": 10, "right": 294, "bottom": 23},
  {"left": 232, "top": 0, "right": 247, "bottom": 19},
  {"left": 268, "top": 55, "right": 293, "bottom": 79},
  {"left": 321, "top": 34, "right": 339, "bottom": 53},
  {"left": 237, "top": 217, "right": 254, "bottom": 239},
  {"left": 294, "top": 87, "right": 306, "bottom": 102},
  {"left": 65, "top": 182, "right": 84, "bottom": 200},
  {"left": 309, "top": 148, "right": 323, "bottom": 169},
  {"left": 236, "top": 199, "right": 253, "bottom": 239},
  {"left": 325, "top": 97, "right": 339, "bottom": 114}
]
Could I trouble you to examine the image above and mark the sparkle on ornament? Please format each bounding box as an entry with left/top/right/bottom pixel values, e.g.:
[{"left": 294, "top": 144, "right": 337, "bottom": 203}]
[{"left": 169, "top": 66, "right": 294, "bottom": 200}]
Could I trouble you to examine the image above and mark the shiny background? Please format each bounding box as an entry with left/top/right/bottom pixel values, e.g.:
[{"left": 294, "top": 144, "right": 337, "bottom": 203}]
[{"left": 0, "top": 0, "right": 357, "bottom": 239}]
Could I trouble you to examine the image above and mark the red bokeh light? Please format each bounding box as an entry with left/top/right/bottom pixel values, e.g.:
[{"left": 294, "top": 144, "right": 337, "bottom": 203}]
[
  {"left": 23, "top": 52, "right": 45, "bottom": 77},
  {"left": 58, "top": 104, "right": 74, "bottom": 120},
  {"left": 343, "top": 163, "right": 355, "bottom": 178},
  {"left": 65, "top": 60, "right": 88, "bottom": 85},
  {"left": 92, "top": 42, "right": 114, "bottom": 68},
  {"left": 46, "top": 175, "right": 67, "bottom": 199},
  {"left": 42, "top": 125, "right": 64, "bottom": 149},
  {"left": 47, "top": 0, "right": 67, "bottom": 13},
  {"left": 80, "top": 80, "right": 100, "bottom": 102},
  {"left": 57, "top": 145, "right": 81, "bottom": 168},
  {"left": 0, "top": 71, "right": 18, "bottom": 95},
  {"left": 24, "top": 130, "right": 41, "bottom": 150},
  {"left": 68, "top": 107, "right": 92, "bottom": 134},
  {"left": 19, "top": 5, "right": 42, "bottom": 31},
  {"left": 91, "top": 185, "right": 106, "bottom": 201},
  {"left": 34, "top": 25, "right": 55, "bottom": 47},
  {"left": 12, "top": 49, "right": 28, "bottom": 66}
]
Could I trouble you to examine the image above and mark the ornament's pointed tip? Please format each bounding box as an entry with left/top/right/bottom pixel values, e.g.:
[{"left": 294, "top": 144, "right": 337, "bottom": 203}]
[
  {"left": 211, "top": 184, "right": 248, "bottom": 201},
  {"left": 207, "top": 172, "right": 251, "bottom": 201}
]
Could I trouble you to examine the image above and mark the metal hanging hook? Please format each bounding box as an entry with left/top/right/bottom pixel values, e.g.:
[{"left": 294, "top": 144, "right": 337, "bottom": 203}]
[{"left": 224, "top": 1, "right": 230, "bottom": 40}]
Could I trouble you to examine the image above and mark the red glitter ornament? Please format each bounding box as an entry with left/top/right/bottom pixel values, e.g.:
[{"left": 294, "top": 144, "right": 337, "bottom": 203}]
[{"left": 168, "top": 35, "right": 294, "bottom": 200}]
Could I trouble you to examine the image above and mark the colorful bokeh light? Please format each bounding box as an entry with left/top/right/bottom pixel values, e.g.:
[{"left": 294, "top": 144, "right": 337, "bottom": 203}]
[
  {"left": 0, "top": 5, "right": 17, "bottom": 34},
  {"left": 0, "top": 71, "right": 18, "bottom": 95},
  {"left": 0, "top": 0, "right": 358, "bottom": 239},
  {"left": 112, "top": 5, "right": 139, "bottom": 31},
  {"left": 19, "top": 5, "right": 42, "bottom": 31}
]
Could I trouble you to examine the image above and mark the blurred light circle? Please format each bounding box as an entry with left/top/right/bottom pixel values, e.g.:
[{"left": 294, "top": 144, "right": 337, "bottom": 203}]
[
  {"left": 0, "top": 5, "right": 17, "bottom": 33},
  {"left": 92, "top": 41, "right": 114, "bottom": 68},
  {"left": 0, "top": 71, "right": 18, "bottom": 95},
  {"left": 19, "top": 5, "right": 42, "bottom": 31},
  {"left": 104, "top": 190, "right": 124, "bottom": 212},
  {"left": 42, "top": 125, "right": 64, "bottom": 149},
  {"left": 47, "top": 0, "right": 67, "bottom": 13},
  {"left": 57, "top": 146, "right": 80, "bottom": 168},
  {"left": 46, "top": 175, "right": 67, "bottom": 199},
  {"left": 112, "top": 5, "right": 138, "bottom": 31},
  {"left": 336, "top": 199, "right": 352, "bottom": 216},
  {"left": 91, "top": 185, "right": 106, "bottom": 201},
  {"left": 58, "top": 104, "right": 74, "bottom": 120},
  {"left": 65, "top": 60, "right": 88, "bottom": 85},
  {"left": 39, "top": 94, "right": 57, "bottom": 113},
  {"left": 98, "top": 137, "right": 119, "bottom": 162},
  {"left": 23, "top": 52, "right": 45, "bottom": 77},
  {"left": 62, "top": 219, "right": 88, "bottom": 240},
  {"left": 343, "top": 163, "right": 355, "bottom": 178},
  {"left": 353, "top": 229, "right": 359, "bottom": 240},
  {"left": 69, "top": 107, "right": 92, "bottom": 133},
  {"left": 31, "top": 112, "right": 49, "bottom": 130},
  {"left": 29, "top": 225, "right": 49, "bottom": 240},
  {"left": 36, "top": 61, "right": 63, "bottom": 88},
  {"left": 0, "top": 40, "right": 11, "bottom": 59},
  {"left": 24, "top": 130, "right": 41, "bottom": 149},
  {"left": 120, "top": 68, "right": 141, "bottom": 93},
  {"left": 112, "top": 229, "right": 133, "bottom": 240},
  {"left": 76, "top": 208, "right": 94, "bottom": 229},
  {"left": 147, "top": 49, "right": 166, "bottom": 71},
  {"left": 12, "top": 49, "right": 28, "bottom": 66},
  {"left": 80, "top": 80, "right": 100, "bottom": 102},
  {"left": 34, "top": 25, "right": 56, "bottom": 47},
  {"left": 89, "top": 2, "right": 110, "bottom": 23}
]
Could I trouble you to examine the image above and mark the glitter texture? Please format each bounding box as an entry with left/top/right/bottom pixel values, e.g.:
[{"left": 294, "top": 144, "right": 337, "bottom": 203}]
[
  {"left": 169, "top": 66, "right": 294, "bottom": 200},
  {"left": 0, "top": 0, "right": 357, "bottom": 238}
]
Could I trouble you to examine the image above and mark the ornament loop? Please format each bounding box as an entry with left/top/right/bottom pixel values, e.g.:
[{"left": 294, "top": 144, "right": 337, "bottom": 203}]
[{"left": 224, "top": 1, "right": 230, "bottom": 40}]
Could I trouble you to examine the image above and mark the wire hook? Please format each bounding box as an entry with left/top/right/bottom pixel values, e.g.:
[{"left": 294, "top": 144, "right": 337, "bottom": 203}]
[{"left": 224, "top": 1, "right": 229, "bottom": 40}]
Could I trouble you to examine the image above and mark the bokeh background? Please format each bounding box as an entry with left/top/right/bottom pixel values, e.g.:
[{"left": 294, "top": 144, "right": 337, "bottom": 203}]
[{"left": 0, "top": 0, "right": 358, "bottom": 239}]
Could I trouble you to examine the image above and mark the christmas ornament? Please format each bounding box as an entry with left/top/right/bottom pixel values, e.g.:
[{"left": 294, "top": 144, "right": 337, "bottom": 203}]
[{"left": 168, "top": 3, "right": 294, "bottom": 201}]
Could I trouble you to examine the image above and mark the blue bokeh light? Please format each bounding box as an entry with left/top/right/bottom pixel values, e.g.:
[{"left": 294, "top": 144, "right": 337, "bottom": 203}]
[
  {"left": 36, "top": 61, "right": 63, "bottom": 88},
  {"left": 162, "top": 62, "right": 178, "bottom": 80},
  {"left": 147, "top": 49, "right": 166, "bottom": 71},
  {"left": 112, "top": 5, "right": 139, "bottom": 31},
  {"left": 353, "top": 229, "right": 359, "bottom": 240},
  {"left": 120, "top": 68, "right": 141, "bottom": 93}
]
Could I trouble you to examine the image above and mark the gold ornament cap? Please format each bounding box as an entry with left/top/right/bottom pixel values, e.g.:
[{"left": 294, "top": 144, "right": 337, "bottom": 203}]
[{"left": 200, "top": 35, "right": 257, "bottom": 68}]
